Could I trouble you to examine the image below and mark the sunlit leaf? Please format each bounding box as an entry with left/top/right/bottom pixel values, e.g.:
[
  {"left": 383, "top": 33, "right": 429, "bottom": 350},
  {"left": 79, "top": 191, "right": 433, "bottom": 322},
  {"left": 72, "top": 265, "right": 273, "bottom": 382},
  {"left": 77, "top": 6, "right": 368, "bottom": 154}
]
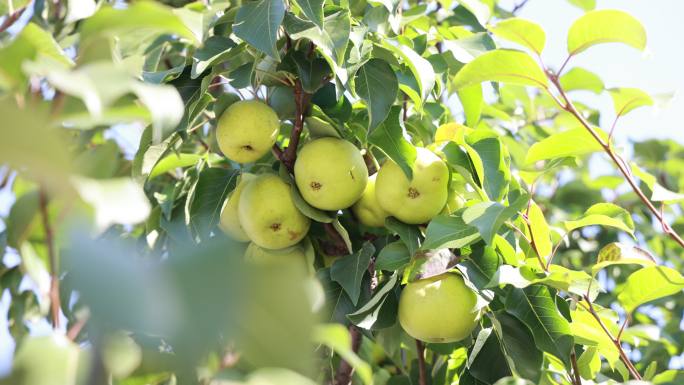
[
  {"left": 559, "top": 67, "right": 604, "bottom": 94},
  {"left": 489, "top": 18, "right": 545, "bottom": 54},
  {"left": 525, "top": 127, "right": 608, "bottom": 164},
  {"left": 564, "top": 203, "right": 635, "bottom": 235},
  {"left": 452, "top": 49, "right": 548, "bottom": 90},
  {"left": 567, "top": 9, "right": 646, "bottom": 55},
  {"left": 618, "top": 266, "right": 684, "bottom": 313},
  {"left": 608, "top": 87, "right": 653, "bottom": 117}
]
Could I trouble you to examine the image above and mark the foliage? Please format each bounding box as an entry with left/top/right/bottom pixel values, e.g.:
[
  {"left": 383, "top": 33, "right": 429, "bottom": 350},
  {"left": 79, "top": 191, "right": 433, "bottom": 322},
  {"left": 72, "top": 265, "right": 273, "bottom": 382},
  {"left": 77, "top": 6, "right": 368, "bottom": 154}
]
[{"left": 1, "top": 1, "right": 684, "bottom": 385}]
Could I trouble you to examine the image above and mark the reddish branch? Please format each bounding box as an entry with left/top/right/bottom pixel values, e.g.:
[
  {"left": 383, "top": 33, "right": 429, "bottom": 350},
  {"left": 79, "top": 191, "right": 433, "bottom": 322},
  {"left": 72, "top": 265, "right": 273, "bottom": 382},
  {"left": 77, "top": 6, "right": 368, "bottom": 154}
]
[
  {"left": 415, "top": 339, "right": 428, "bottom": 385},
  {"left": 570, "top": 351, "right": 582, "bottom": 385},
  {"left": 39, "top": 189, "right": 61, "bottom": 329},
  {"left": 546, "top": 72, "right": 684, "bottom": 250},
  {"left": 0, "top": 7, "right": 25, "bottom": 34}
]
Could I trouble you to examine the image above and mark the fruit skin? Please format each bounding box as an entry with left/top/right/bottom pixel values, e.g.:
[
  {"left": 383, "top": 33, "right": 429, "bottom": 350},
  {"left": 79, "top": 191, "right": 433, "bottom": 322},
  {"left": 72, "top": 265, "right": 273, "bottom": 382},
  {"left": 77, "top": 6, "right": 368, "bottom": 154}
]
[
  {"left": 294, "top": 137, "right": 368, "bottom": 210},
  {"left": 244, "top": 242, "right": 307, "bottom": 265},
  {"left": 375, "top": 147, "right": 449, "bottom": 224},
  {"left": 351, "top": 173, "right": 389, "bottom": 227},
  {"left": 238, "top": 173, "right": 310, "bottom": 249},
  {"left": 398, "top": 273, "right": 479, "bottom": 343},
  {"left": 219, "top": 173, "right": 256, "bottom": 242},
  {"left": 216, "top": 100, "right": 280, "bottom": 163}
]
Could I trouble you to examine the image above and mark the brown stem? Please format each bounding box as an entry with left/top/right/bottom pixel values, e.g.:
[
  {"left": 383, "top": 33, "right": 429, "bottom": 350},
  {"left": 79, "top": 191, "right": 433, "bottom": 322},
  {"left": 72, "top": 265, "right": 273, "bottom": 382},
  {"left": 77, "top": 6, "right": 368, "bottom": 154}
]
[
  {"left": 583, "top": 296, "right": 641, "bottom": 380},
  {"left": 0, "top": 7, "right": 25, "bottom": 34},
  {"left": 282, "top": 80, "right": 307, "bottom": 172},
  {"left": 570, "top": 350, "right": 582, "bottom": 385},
  {"left": 67, "top": 315, "right": 89, "bottom": 341},
  {"left": 511, "top": 0, "right": 530, "bottom": 14},
  {"left": 333, "top": 326, "right": 362, "bottom": 385},
  {"left": 415, "top": 339, "right": 428, "bottom": 385},
  {"left": 363, "top": 151, "right": 378, "bottom": 176},
  {"left": 323, "top": 223, "right": 349, "bottom": 255},
  {"left": 39, "top": 189, "right": 61, "bottom": 328},
  {"left": 547, "top": 73, "right": 684, "bottom": 250}
]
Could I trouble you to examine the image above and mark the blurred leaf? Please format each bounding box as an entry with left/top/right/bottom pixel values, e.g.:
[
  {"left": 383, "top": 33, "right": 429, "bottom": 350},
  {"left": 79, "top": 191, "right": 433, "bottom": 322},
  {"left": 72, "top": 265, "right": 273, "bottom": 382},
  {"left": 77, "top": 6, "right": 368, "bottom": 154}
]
[
  {"left": 149, "top": 153, "right": 201, "bottom": 179},
  {"left": 330, "top": 242, "right": 374, "bottom": 305},
  {"left": 452, "top": 49, "right": 548, "bottom": 90},
  {"left": 608, "top": 87, "right": 653, "bottom": 117},
  {"left": 631, "top": 163, "right": 684, "bottom": 203},
  {"left": 80, "top": 2, "right": 199, "bottom": 45},
  {"left": 525, "top": 127, "right": 607, "bottom": 164},
  {"left": 618, "top": 266, "right": 684, "bottom": 313},
  {"left": 245, "top": 368, "right": 317, "bottom": 385},
  {"left": 368, "top": 107, "right": 417, "bottom": 179},
  {"left": 566, "top": 0, "right": 595, "bottom": 11},
  {"left": 423, "top": 213, "right": 479, "bottom": 250},
  {"left": 385, "top": 217, "right": 421, "bottom": 256},
  {"left": 233, "top": 0, "right": 285, "bottom": 59},
  {"left": 559, "top": 67, "right": 604, "bottom": 94},
  {"left": 3, "top": 334, "right": 86, "bottom": 385},
  {"left": 313, "top": 324, "right": 373, "bottom": 384},
  {"left": 375, "top": 241, "right": 410, "bottom": 271},
  {"left": 564, "top": 202, "right": 635, "bottom": 235},
  {"left": 505, "top": 285, "right": 574, "bottom": 367},
  {"left": 187, "top": 168, "right": 238, "bottom": 240},
  {"left": 462, "top": 194, "right": 528, "bottom": 245},
  {"left": 653, "top": 370, "right": 684, "bottom": 385},
  {"left": 489, "top": 18, "right": 546, "bottom": 54},
  {"left": 567, "top": 9, "right": 646, "bottom": 55},
  {"left": 354, "top": 58, "right": 398, "bottom": 131},
  {"left": 72, "top": 177, "right": 151, "bottom": 231},
  {"left": 6, "top": 190, "right": 40, "bottom": 248}
]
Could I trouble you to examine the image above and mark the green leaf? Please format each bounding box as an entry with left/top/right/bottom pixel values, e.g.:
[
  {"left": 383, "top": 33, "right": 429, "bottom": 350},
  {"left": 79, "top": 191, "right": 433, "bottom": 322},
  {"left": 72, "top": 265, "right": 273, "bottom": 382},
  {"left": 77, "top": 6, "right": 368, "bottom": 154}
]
[
  {"left": 559, "top": 67, "right": 604, "bottom": 94},
  {"left": 505, "top": 285, "right": 574, "bottom": 367},
  {"left": 617, "top": 266, "right": 684, "bottom": 313},
  {"left": 631, "top": 163, "right": 684, "bottom": 204},
  {"left": 332, "top": 219, "right": 353, "bottom": 254},
  {"left": 354, "top": 59, "right": 398, "bottom": 131},
  {"left": 422, "top": 214, "right": 480, "bottom": 250},
  {"left": 570, "top": 304, "right": 620, "bottom": 366},
  {"left": 567, "top": 0, "right": 595, "bottom": 11},
  {"left": 347, "top": 272, "right": 399, "bottom": 329},
  {"left": 489, "top": 18, "right": 546, "bottom": 54},
  {"left": 592, "top": 242, "right": 655, "bottom": 277},
  {"left": 525, "top": 127, "right": 608, "bottom": 164},
  {"left": 385, "top": 217, "right": 421, "bottom": 257},
  {"left": 375, "top": 241, "right": 411, "bottom": 271},
  {"left": 284, "top": 10, "right": 350, "bottom": 68},
  {"left": 457, "top": 84, "right": 483, "bottom": 127},
  {"left": 492, "top": 311, "right": 543, "bottom": 383},
  {"left": 577, "top": 347, "right": 601, "bottom": 380},
  {"left": 292, "top": 0, "right": 324, "bottom": 29},
  {"left": 467, "top": 328, "right": 513, "bottom": 384},
  {"left": 526, "top": 201, "right": 552, "bottom": 260},
  {"left": 382, "top": 40, "right": 436, "bottom": 105},
  {"left": 233, "top": 0, "right": 285, "bottom": 60},
  {"left": 291, "top": 51, "right": 331, "bottom": 93},
  {"left": 80, "top": 2, "right": 199, "bottom": 45},
  {"left": 187, "top": 168, "right": 238, "bottom": 240},
  {"left": 73, "top": 177, "right": 152, "bottom": 232},
  {"left": 487, "top": 263, "right": 598, "bottom": 300},
  {"left": 462, "top": 194, "right": 528, "bottom": 245},
  {"left": 564, "top": 202, "right": 635, "bottom": 235},
  {"left": 191, "top": 36, "right": 237, "bottom": 78},
  {"left": 330, "top": 242, "right": 374, "bottom": 305},
  {"left": 653, "top": 370, "right": 684, "bottom": 385},
  {"left": 6, "top": 190, "right": 40, "bottom": 248},
  {"left": 455, "top": 0, "right": 491, "bottom": 26},
  {"left": 313, "top": 324, "right": 372, "bottom": 384},
  {"left": 452, "top": 49, "right": 548, "bottom": 90},
  {"left": 149, "top": 153, "right": 201, "bottom": 179},
  {"left": 317, "top": 268, "right": 355, "bottom": 324},
  {"left": 470, "top": 137, "right": 510, "bottom": 201},
  {"left": 368, "top": 107, "right": 417, "bottom": 179},
  {"left": 567, "top": 9, "right": 647, "bottom": 55},
  {"left": 608, "top": 87, "right": 653, "bottom": 117}
]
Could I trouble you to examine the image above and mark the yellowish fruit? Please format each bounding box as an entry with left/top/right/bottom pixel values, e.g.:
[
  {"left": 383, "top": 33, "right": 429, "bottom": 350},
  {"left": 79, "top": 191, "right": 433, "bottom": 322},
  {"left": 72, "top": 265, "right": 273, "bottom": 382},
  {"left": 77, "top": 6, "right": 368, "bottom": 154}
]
[
  {"left": 351, "top": 174, "right": 388, "bottom": 227},
  {"left": 375, "top": 147, "right": 449, "bottom": 224},
  {"left": 219, "top": 173, "right": 256, "bottom": 241},
  {"left": 398, "top": 273, "right": 479, "bottom": 343},
  {"left": 216, "top": 100, "right": 280, "bottom": 163},
  {"left": 441, "top": 184, "right": 467, "bottom": 215},
  {"left": 244, "top": 242, "right": 307, "bottom": 265},
  {"left": 294, "top": 138, "right": 368, "bottom": 210},
  {"left": 238, "top": 174, "right": 310, "bottom": 249}
]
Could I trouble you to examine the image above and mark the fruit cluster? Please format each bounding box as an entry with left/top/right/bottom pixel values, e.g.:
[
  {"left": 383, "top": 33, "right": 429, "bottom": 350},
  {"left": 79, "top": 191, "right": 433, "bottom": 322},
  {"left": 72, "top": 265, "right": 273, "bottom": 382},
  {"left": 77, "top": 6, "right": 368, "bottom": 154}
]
[{"left": 216, "top": 100, "right": 478, "bottom": 343}]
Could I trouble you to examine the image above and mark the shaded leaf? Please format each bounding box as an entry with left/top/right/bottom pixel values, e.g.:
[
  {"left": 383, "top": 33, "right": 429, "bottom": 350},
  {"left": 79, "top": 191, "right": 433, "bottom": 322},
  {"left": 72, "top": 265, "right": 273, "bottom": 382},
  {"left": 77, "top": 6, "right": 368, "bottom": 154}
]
[
  {"left": 233, "top": 0, "right": 285, "bottom": 59},
  {"left": 385, "top": 217, "right": 421, "bottom": 257},
  {"left": 462, "top": 194, "right": 528, "bottom": 245},
  {"left": 368, "top": 107, "right": 417, "bottom": 179},
  {"left": 330, "top": 242, "right": 374, "bottom": 305},
  {"left": 354, "top": 58, "right": 398, "bottom": 131},
  {"left": 423, "top": 214, "right": 480, "bottom": 250},
  {"left": 375, "top": 241, "right": 411, "bottom": 271}
]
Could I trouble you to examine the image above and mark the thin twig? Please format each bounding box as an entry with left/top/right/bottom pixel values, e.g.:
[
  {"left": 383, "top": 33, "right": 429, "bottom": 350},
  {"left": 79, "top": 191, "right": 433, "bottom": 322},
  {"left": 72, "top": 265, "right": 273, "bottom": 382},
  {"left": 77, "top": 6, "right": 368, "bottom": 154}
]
[
  {"left": 583, "top": 296, "right": 641, "bottom": 380},
  {"left": 546, "top": 73, "right": 684, "bottom": 250},
  {"left": 570, "top": 350, "right": 583, "bottom": 385},
  {"left": 39, "top": 189, "right": 61, "bottom": 329},
  {"left": 416, "top": 339, "right": 428, "bottom": 385},
  {"left": 67, "top": 314, "right": 89, "bottom": 341},
  {"left": 0, "top": 7, "right": 25, "bottom": 34},
  {"left": 511, "top": 0, "right": 530, "bottom": 15}
]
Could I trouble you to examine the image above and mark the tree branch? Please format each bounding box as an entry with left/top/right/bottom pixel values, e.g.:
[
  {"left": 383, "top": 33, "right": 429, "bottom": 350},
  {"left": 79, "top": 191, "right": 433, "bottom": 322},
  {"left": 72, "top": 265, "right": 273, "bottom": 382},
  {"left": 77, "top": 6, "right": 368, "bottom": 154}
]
[
  {"left": 0, "top": 7, "right": 25, "bottom": 34},
  {"left": 582, "top": 296, "right": 641, "bottom": 380},
  {"left": 39, "top": 189, "right": 61, "bottom": 329},
  {"left": 333, "top": 325, "right": 362, "bottom": 385},
  {"left": 415, "top": 339, "right": 428, "bottom": 385},
  {"left": 570, "top": 350, "right": 582, "bottom": 385},
  {"left": 547, "top": 73, "right": 684, "bottom": 250}
]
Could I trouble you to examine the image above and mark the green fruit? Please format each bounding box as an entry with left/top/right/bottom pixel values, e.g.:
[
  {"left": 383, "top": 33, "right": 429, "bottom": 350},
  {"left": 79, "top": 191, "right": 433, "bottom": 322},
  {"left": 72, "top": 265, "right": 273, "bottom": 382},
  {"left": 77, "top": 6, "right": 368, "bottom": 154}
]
[
  {"left": 294, "top": 137, "right": 368, "bottom": 210},
  {"left": 238, "top": 174, "right": 310, "bottom": 249},
  {"left": 219, "top": 173, "right": 256, "bottom": 242},
  {"left": 8, "top": 335, "right": 87, "bottom": 385},
  {"left": 216, "top": 100, "right": 280, "bottom": 163},
  {"left": 375, "top": 147, "right": 449, "bottom": 224},
  {"left": 398, "top": 273, "right": 479, "bottom": 343},
  {"left": 245, "top": 242, "right": 307, "bottom": 265},
  {"left": 351, "top": 174, "right": 389, "bottom": 227},
  {"left": 441, "top": 187, "right": 466, "bottom": 215}
]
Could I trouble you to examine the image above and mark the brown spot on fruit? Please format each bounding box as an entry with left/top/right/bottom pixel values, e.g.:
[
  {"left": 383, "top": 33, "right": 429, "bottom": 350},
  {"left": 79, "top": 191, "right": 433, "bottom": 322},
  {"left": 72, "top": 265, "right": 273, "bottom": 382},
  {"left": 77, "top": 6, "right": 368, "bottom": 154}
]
[
  {"left": 432, "top": 176, "right": 440, "bottom": 182},
  {"left": 288, "top": 230, "right": 300, "bottom": 240},
  {"left": 241, "top": 144, "right": 254, "bottom": 151},
  {"left": 269, "top": 223, "right": 281, "bottom": 231},
  {"left": 408, "top": 187, "right": 420, "bottom": 199},
  {"left": 310, "top": 181, "right": 322, "bottom": 191},
  {"left": 349, "top": 170, "right": 355, "bottom": 180}
]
